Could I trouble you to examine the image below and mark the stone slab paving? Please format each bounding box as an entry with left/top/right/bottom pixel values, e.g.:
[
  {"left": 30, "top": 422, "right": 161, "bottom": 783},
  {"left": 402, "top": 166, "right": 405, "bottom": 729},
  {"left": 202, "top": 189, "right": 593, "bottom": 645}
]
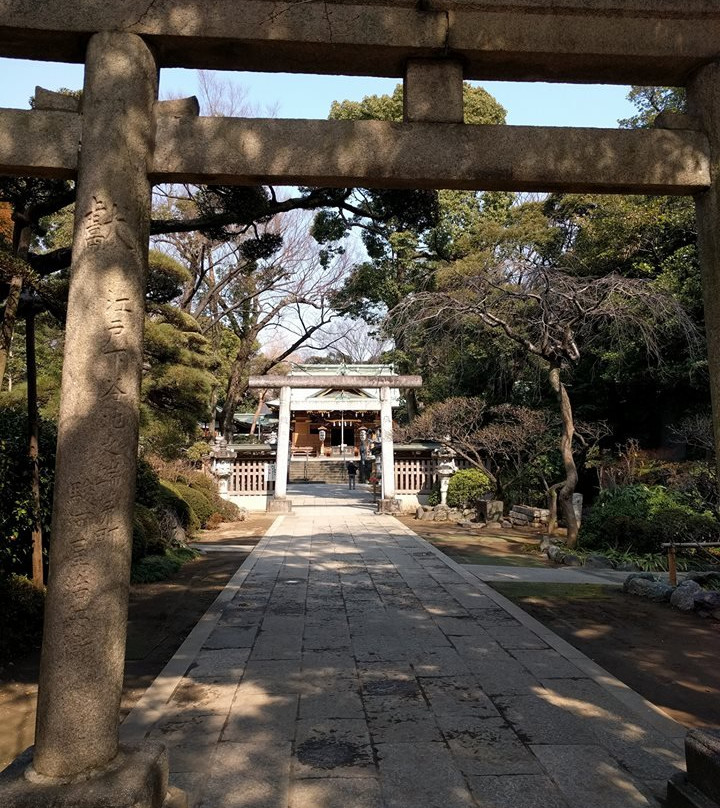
[{"left": 122, "top": 485, "right": 687, "bottom": 808}]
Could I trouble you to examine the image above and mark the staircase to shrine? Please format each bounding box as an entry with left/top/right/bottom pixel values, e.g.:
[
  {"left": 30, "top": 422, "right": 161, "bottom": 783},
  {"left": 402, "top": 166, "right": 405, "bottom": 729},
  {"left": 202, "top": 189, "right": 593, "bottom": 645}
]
[{"left": 288, "top": 458, "right": 353, "bottom": 484}]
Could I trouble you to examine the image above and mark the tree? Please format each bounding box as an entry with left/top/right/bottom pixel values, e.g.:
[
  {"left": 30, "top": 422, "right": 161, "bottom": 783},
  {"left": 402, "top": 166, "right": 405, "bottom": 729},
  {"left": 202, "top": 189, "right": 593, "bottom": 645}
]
[
  {"left": 0, "top": 178, "right": 74, "bottom": 387},
  {"left": 153, "top": 202, "right": 353, "bottom": 437},
  {"left": 319, "top": 82, "right": 508, "bottom": 419},
  {"left": 2, "top": 77, "right": 381, "bottom": 449},
  {"left": 139, "top": 250, "right": 218, "bottom": 457},
  {"left": 392, "top": 254, "right": 697, "bottom": 546},
  {"left": 619, "top": 86, "right": 686, "bottom": 129},
  {"left": 302, "top": 318, "right": 390, "bottom": 364},
  {"left": 539, "top": 191, "right": 707, "bottom": 447}
]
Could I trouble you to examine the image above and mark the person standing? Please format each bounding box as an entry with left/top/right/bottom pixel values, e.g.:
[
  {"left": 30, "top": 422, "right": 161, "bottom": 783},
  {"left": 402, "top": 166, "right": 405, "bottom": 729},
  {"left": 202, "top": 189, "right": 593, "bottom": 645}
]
[{"left": 346, "top": 460, "right": 358, "bottom": 490}]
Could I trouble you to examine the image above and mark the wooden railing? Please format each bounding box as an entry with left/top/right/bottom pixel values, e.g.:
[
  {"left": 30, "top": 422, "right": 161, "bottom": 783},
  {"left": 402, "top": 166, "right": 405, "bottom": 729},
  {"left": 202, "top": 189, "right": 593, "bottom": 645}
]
[
  {"left": 227, "top": 447, "right": 471, "bottom": 496},
  {"left": 394, "top": 454, "right": 472, "bottom": 494},
  {"left": 395, "top": 457, "right": 434, "bottom": 494},
  {"left": 229, "top": 459, "right": 276, "bottom": 494}
]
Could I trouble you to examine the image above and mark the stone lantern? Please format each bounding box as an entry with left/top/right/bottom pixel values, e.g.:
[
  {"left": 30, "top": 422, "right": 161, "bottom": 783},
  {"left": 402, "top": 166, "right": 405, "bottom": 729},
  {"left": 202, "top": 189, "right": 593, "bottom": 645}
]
[
  {"left": 211, "top": 434, "right": 235, "bottom": 495},
  {"left": 433, "top": 442, "right": 457, "bottom": 507}
]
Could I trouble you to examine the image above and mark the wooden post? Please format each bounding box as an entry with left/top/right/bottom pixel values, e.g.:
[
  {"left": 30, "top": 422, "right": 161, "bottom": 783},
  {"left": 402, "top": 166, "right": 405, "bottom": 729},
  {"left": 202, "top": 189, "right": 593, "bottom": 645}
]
[{"left": 668, "top": 545, "right": 678, "bottom": 587}]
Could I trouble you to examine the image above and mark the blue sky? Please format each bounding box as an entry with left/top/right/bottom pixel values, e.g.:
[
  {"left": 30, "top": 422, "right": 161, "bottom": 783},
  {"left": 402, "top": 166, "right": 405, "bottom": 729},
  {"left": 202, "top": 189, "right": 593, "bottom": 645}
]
[{"left": 1, "top": 58, "right": 636, "bottom": 128}]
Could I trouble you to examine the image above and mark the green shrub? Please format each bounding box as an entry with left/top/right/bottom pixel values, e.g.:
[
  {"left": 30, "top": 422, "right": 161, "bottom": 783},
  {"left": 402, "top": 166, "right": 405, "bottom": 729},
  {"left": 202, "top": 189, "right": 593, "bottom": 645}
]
[
  {"left": 185, "top": 471, "right": 217, "bottom": 499},
  {"left": 217, "top": 498, "right": 241, "bottom": 522},
  {"left": 131, "top": 547, "right": 199, "bottom": 584},
  {"left": 133, "top": 504, "right": 164, "bottom": 559},
  {"left": 171, "top": 483, "right": 216, "bottom": 529},
  {"left": 135, "top": 457, "right": 161, "bottom": 507},
  {"left": 185, "top": 471, "right": 240, "bottom": 521},
  {"left": 158, "top": 480, "right": 199, "bottom": 533},
  {"left": 132, "top": 510, "right": 148, "bottom": 562},
  {"left": 0, "top": 405, "right": 56, "bottom": 576},
  {"left": 0, "top": 574, "right": 45, "bottom": 665},
  {"left": 427, "top": 480, "right": 440, "bottom": 507},
  {"left": 447, "top": 469, "right": 493, "bottom": 509},
  {"left": 580, "top": 484, "right": 720, "bottom": 554},
  {"left": 205, "top": 512, "right": 224, "bottom": 530},
  {"left": 186, "top": 441, "right": 211, "bottom": 462}
]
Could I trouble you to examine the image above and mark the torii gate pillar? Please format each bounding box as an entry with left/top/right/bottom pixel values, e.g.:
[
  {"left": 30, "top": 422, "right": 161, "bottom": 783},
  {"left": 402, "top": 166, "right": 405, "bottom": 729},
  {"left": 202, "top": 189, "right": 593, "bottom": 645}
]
[
  {"left": 0, "top": 30, "right": 177, "bottom": 808},
  {"left": 378, "top": 386, "right": 401, "bottom": 513},
  {"left": 689, "top": 63, "right": 720, "bottom": 494},
  {"left": 268, "top": 385, "right": 293, "bottom": 512}
]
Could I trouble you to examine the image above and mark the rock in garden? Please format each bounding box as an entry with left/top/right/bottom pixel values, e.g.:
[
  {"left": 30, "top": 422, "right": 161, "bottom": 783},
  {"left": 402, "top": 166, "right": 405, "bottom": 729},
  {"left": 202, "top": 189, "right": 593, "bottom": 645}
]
[
  {"left": 694, "top": 591, "right": 720, "bottom": 611},
  {"left": 584, "top": 554, "right": 614, "bottom": 569},
  {"left": 624, "top": 576, "right": 673, "bottom": 602},
  {"left": 415, "top": 507, "right": 425, "bottom": 520},
  {"left": 501, "top": 520, "right": 512, "bottom": 529},
  {"left": 546, "top": 545, "right": 566, "bottom": 563},
  {"left": 623, "top": 572, "right": 658, "bottom": 591},
  {"left": 670, "top": 580, "right": 703, "bottom": 611},
  {"left": 686, "top": 571, "right": 720, "bottom": 587},
  {"left": 172, "top": 525, "right": 187, "bottom": 545},
  {"left": 434, "top": 508, "right": 449, "bottom": 522},
  {"left": 616, "top": 561, "right": 642, "bottom": 572},
  {"left": 563, "top": 553, "right": 583, "bottom": 567}
]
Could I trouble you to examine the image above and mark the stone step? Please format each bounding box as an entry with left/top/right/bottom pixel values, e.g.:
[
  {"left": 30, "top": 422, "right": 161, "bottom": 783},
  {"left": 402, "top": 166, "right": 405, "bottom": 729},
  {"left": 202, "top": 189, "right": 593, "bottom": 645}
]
[
  {"left": 289, "top": 460, "right": 356, "bottom": 484},
  {"left": 512, "top": 504, "right": 550, "bottom": 520}
]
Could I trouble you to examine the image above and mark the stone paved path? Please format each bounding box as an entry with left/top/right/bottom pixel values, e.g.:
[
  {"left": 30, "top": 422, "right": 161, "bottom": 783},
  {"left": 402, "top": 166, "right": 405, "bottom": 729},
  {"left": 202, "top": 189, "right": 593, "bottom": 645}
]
[{"left": 122, "top": 484, "right": 686, "bottom": 808}]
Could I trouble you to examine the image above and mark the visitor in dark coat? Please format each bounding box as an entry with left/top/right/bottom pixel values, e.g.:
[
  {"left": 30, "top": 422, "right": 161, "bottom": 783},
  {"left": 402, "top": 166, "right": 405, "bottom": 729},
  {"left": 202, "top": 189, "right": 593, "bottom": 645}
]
[{"left": 347, "top": 460, "right": 358, "bottom": 489}]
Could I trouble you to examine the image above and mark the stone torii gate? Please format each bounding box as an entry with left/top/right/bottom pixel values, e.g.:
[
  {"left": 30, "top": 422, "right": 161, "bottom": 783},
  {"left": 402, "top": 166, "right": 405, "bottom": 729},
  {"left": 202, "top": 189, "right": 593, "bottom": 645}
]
[
  {"left": 248, "top": 374, "right": 423, "bottom": 512},
  {"left": 2, "top": 2, "right": 720, "bottom": 806}
]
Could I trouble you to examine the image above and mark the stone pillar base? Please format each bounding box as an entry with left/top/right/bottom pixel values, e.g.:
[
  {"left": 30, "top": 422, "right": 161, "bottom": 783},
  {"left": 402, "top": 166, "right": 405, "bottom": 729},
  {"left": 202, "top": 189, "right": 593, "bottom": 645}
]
[
  {"left": 377, "top": 498, "right": 401, "bottom": 514},
  {"left": 666, "top": 730, "right": 720, "bottom": 808},
  {"left": 666, "top": 773, "right": 718, "bottom": 808},
  {"left": 0, "top": 743, "right": 183, "bottom": 808},
  {"left": 268, "top": 497, "right": 293, "bottom": 513}
]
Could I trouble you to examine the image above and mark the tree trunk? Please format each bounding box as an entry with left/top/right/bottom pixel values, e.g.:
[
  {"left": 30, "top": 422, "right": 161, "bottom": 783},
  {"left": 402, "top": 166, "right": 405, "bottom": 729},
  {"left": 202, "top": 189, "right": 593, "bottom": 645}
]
[
  {"left": 405, "top": 388, "right": 419, "bottom": 422},
  {"left": 548, "top": 363, "right": 579, "bottom": 547},
  {"left": 219, "top": 340, "right": 254, "bottom": 438},
  {"left": 207, "top": 385, "right": 218, "bottom": 437},
  {"left": 0, "top": 274, "right": 22, "bottom": 389},
  {"left": 250, "top": 389, "right": 267, "bottom": 435},
  {"left": 26, "top": 309, "right": 44, "bottom": 587},
  {"left": 545, "top": 482, "right": 563, "bottom": 535},
  {"left": 0, "top": 220, "right": 32, "bottom": 388}
]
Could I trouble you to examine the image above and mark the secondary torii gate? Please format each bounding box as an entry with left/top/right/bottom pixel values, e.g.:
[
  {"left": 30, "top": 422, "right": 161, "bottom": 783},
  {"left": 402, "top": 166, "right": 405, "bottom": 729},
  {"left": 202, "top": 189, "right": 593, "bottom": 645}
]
[
  {"left": 1, "top": 2, "right": 720, "bottom": 806},
  {"left": 248, "top": 374, "right": 423, "bottom": 512}
]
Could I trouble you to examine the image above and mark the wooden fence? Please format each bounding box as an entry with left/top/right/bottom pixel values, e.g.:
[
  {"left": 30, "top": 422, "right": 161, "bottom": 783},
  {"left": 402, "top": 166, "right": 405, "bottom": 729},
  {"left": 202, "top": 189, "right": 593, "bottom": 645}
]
[
  {"left": 394, "top": 454, "right": 472, "bottom": 494},
  {"left": 226, "top": 448, "right": 469, "bottom": 496},
  {"left": 229, "top": 458, "right": 276, "bottom": 494}
]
